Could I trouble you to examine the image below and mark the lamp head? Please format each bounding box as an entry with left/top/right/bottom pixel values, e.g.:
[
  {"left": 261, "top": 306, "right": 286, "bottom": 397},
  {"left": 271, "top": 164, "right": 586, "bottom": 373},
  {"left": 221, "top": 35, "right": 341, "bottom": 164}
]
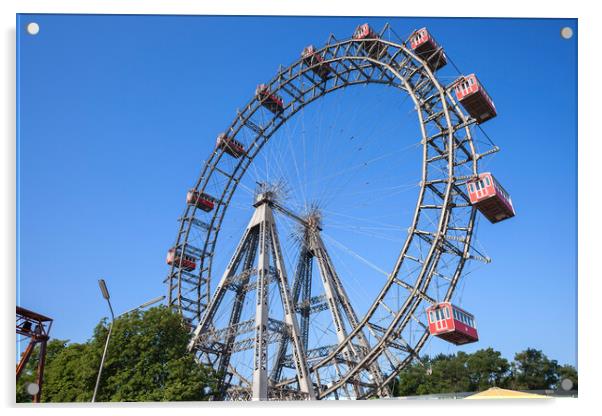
[{"left": 98, "top": 279, "right": 110, "bottom": 300}]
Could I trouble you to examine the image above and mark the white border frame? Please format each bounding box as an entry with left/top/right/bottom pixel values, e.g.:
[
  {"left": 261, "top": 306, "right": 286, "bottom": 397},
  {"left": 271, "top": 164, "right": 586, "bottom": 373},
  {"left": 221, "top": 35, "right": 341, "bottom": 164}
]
[{"left": 2, "top": 1, "right": 599, "bottom": 416}]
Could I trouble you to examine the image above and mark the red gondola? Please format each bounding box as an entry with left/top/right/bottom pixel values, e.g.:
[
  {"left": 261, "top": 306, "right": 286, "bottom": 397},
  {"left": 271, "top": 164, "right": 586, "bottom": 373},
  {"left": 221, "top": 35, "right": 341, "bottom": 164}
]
[
  {"left": 466, "top": 173, "right": 515, "bottom": 224},
  {"left": 454, "top": 74, "right": 497, "bottom": 124},
  {"left": 216, "top": 133, "right": 245, "bottom": 158},
  {"left": 166, "top": 248, "right": 196, "bottom": 271},
  {"left": 426, "top": 302, "right": 478, "bottom": 345},
  {"left": 186, "top": 190, "right": 216, "bottom": 212},
  {"left": 301, "top": 45, "right": 332, "bottom": 80},
  {"left": 409, "top": 27, "right": 447, "bottom": 71},
  {"left": 255, "top": 84, "right": 284, "bottom": 114},
  {"left": 353, "top": 23, "right": 386, "bottom": 59}
]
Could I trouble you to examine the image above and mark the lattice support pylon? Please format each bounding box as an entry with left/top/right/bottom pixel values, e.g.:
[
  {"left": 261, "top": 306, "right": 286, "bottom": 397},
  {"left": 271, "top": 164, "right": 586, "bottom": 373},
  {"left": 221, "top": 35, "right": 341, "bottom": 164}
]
[
  {"left": 309, "top": 232, "right": 390, "bottom": 397},
  {"left": 189, "top": 191, "right": 315, "bottom": 400},
  {"left": 266, "top": 206, "right": 390, "bottom": 398},
  {"left": 270, "top": 237, "right": 312, "bottom": 384}
]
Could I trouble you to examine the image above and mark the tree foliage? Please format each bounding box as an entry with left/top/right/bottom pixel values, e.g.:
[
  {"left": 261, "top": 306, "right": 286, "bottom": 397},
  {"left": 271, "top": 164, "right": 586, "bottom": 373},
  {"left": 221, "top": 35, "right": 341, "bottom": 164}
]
[
  {"left": 466, "top": 348, "right": 510, "bottom": 391},
  {"left": 507, "top": 348, "right": 559, "bottom": 390},
  {"left": 17, "top": 306, "right": 218, "bottom": 402},
  {"left": 392, "top": 347, "right": 577, "bottom": 397},
  {"left": 16, "top": 339, "right": 69, "bottom": 403}
]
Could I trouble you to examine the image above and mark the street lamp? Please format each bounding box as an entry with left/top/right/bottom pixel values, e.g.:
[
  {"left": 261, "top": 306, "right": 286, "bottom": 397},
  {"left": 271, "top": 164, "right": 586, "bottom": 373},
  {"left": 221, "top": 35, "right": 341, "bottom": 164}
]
[
  {"left": 92, "top": 279, "right": 115, "bottom": 403},
  {"left": 91, "top": 279, "right": 165, "bottom": 402}
]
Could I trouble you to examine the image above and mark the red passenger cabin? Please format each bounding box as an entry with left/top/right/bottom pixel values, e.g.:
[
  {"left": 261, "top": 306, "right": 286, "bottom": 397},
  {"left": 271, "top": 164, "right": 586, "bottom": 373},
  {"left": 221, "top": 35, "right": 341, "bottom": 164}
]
[
  {"left": 301, "top": 45, "right": 332, "bottom": 80},
  {"left": 353, "top": 23, "right": 386, "bottom": 59},
  {"left": 409, "top": 28, "right": 447, "bottom": 71},
  {"left": 454, "top": 74, "right": 497, "bottom": 124},
  {"left": 166, "top": 248, "right": 196, "bottom": 271},
  {"left": 216, "top": 133, "right": 245, "bottom": 158},
  {"left": 466, "top": 173, "right": 515, "bottom": 224},
  {"left": 255, "top": 84, "right": 284, "bottom": 114},
  {"left": 186, "top": 190, "right": 216, "bottom": 212},
  {"left": 426, "top": 302, "right": 478, "bottom": 345}
]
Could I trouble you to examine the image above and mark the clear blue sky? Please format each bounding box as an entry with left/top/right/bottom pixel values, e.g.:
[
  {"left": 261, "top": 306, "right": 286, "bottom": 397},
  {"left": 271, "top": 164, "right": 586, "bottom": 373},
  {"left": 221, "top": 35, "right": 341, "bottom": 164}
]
[{"left": 17, "top": 15, "right": 577, "bottom": 367}]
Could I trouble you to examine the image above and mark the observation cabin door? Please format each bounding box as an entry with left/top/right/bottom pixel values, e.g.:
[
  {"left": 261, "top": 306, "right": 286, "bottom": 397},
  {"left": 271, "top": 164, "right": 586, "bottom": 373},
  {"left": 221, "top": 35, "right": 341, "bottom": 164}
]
[
  {"left": 475, "top": 179, "right": 487, "bottom": 200},
  {"left": 435, "top": 308, "right": 448, "bottom": 331}
]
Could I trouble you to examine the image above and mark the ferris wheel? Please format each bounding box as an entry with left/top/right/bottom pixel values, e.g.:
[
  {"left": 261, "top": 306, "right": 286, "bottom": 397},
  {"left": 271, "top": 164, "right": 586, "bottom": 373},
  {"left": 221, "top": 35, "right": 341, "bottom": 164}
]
[{"left": 164, "top": 23, "right": 515, "bottom": 400}]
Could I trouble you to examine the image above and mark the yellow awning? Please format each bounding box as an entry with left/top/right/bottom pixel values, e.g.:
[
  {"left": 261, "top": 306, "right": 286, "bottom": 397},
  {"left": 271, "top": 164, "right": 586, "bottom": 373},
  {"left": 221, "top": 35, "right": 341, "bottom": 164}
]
[{"left": 464, "top": 387, "right": 551, "bottom": 400}]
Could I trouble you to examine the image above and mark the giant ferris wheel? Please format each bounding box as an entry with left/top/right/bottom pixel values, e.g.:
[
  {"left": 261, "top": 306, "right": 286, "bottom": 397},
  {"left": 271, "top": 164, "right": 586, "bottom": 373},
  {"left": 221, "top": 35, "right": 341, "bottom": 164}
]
[{"left": 164, "top": 23, "right": 515, "bottom": 400}]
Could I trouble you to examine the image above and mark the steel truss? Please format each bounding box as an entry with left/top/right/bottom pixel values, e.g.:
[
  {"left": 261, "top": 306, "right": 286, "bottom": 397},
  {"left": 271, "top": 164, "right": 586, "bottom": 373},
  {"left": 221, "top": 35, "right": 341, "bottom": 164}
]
[
  {"left": 189, "top": 191, "right": 391, "bottom": 400},
  {"left": 166, "top": 23, "right": 497, "bottom": 399}
]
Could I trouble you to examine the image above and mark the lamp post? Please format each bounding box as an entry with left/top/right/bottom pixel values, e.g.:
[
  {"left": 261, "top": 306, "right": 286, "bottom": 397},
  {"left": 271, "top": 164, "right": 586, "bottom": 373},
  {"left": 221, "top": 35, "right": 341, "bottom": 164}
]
[
  {"left": 92, "top": 279, "right": 114, "bottom": 403},
  {"left": 91, "top": 279, "right": 165, "bottom": 402}
]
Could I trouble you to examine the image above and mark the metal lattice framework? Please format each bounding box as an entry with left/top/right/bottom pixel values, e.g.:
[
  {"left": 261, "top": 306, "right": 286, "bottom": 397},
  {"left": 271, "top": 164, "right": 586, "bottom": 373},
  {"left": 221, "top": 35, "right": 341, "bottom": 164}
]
[{"left": 165, "top": 24, "right": 498, "bottom": 400}]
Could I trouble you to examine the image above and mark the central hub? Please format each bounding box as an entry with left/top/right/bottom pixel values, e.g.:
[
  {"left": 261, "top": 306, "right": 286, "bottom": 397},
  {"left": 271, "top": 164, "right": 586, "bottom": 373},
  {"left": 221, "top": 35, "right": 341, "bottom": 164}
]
[
  {"left": 304, "top": 210, "right": 322, "bottom": 232},
  {"left": 253, "top": 180, "right": 288, "bottom": 207},
  {"left": 253, "top": 191, "right": 275, "bottom": 207}
]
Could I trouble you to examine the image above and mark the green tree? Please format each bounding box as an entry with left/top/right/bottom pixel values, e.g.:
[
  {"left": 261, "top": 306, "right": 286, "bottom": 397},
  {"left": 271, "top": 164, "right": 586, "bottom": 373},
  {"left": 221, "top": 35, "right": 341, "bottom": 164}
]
[
  {"left": 465, "top": 348, "right": 510, "bottom": 391},
  {"left": 41, "top": 341, "right": 98, "bottom": 401},
  {"left": 17, "top": 306, "right": 217, "bottom": 402},
  {"left": 556, "top": 364, "right": 578, "bottom": 390},
  {"left": 428, "top": 352, "right": 471, "bottom": 393},
  {"left": 393, "top": 356, "right": 430, "bottom": 396},
  {"left": 392, "top": 347, "right": 576, "bottom": 397},
  {"left": 16, "top": 339, "right": 69, "bottom": 402},
  {"left": 394, "top": 352, "right": 472, "bottom": 396},
  {"left": 508, "top": 348, "right": 559, "bottom": 390}
]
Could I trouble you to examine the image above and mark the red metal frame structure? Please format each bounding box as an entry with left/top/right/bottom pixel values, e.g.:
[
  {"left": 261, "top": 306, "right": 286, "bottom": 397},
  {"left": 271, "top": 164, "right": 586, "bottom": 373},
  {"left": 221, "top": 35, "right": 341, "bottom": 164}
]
[{"left": 16, "top": 306, "right": 53, "bottom": 403}]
